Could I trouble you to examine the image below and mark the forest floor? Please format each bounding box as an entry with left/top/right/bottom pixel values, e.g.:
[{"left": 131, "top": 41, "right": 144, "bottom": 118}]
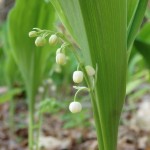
[{"left": 1, "top": 87, "right": 150, "bottom": 150}]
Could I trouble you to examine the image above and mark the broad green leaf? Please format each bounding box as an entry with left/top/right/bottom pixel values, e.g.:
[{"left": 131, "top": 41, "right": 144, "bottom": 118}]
[
  {"left": 127, "top": 0, "right": 139, "bottom": 27},
  {"left": 8, "top": 0, "right": 55, "bottom": 98},
  {"left": 51, "top": 1, "right": 92, "bottom": 63},
  {"left": 51, "top": 1, "right": 127, "bottom": 150},
  {"left": 7, "top": 0, "right": 55, "bottom": 148},
  {"left": 134, "top": 23, "right": 150, "bottom": 68},
  {"left": 2, "top": 23, "right": 21, "bottom": 85},
  {"left": 127, "top": 0, "right": 148, "bottom": 50},
  {"left": 4, "top": 53, "right": 21, "bottom": 85}
]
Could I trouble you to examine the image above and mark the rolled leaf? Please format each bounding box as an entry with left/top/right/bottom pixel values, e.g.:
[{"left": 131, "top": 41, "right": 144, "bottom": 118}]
[{"left": 127, "top": 0, "right": 148, "bottom": 50}]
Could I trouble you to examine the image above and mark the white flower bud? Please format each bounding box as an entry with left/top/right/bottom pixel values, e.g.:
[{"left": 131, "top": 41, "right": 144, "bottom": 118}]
[
  {"left": 56, "top": 53, "right": 66, "bottom": 65},
  {"left": 85, "top": 65, "right": 96, "bottom": 76},
  {"left": 73, "top": 71, "right": 83, "bottom": 83},
  {"left": 69, "top": 102, "right": 82, "bottom": 113},
  {"left": 29, "top": 31, "right": 37, "bottom": 37},
  {"left": 49, "top": 34, "right": 58, "bottom": 45},
  {"left": 35, "top": 37, "right": 46, "bottom": 47}
]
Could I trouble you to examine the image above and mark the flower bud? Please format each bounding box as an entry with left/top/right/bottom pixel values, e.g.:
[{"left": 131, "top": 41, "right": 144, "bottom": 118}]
[
  {"left": 29, "top": 31, "right": 37, "bottom": 37},
  {"left": 49, "top": 34, "right": 58, "bottom": 45},
  {"left": 56, "top": 53, "right": 66, "bottom": 65},
  {"left": 73, "top": 71, "right": 83, "bottom": 83},
  {"left": 85, "top": 65, "right": 95, "bottom": 76},
  {"left": 35, "top": 37, "right": 46, "bottom": 47},
  {"left": 69, "top": 102, "right": 82, "bottom": 113}
]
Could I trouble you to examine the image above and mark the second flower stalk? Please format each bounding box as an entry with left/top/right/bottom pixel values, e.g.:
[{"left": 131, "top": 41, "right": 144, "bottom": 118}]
[{"left": 29, "top": 29, "right": 96, "bottom": 114}]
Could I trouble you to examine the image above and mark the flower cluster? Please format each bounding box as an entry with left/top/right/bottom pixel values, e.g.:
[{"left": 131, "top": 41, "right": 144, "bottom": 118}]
[
  {"left": 29, "top": 28, "right": 97, "bottom": 114},
  {"left": 29, "top": 29, "right": 68, "bottom": 66}
]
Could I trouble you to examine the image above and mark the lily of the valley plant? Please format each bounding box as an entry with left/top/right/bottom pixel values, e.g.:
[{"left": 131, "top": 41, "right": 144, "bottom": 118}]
[
  {"left": 9, "top": 0, "right": 149, "bottom": 150},
  {"left": 49, "top": 1, "right": 149, "bottom": 150},
  {"left": 28, "top": 0, "right": 149, "bottom": 149}
]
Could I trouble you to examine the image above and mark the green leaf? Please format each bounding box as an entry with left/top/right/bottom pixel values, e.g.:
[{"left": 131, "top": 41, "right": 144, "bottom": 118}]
[
  {"left": 51, "top": 1, "right": 127, "bottom": 150},
  {"left": 2, "top": 24, "right": 21, "bottom": 85},
  {"left": 7, "top": 0, "right": 55, "bottom": 148},
  {"left": 127, "top": 0, "right": 148, "bottom": 50},
  {"left": 127, "top": 0, "right": 139, "bottom": 27},
  {"left": 7, "top": 0, "right": 55, "bottom": 98}
]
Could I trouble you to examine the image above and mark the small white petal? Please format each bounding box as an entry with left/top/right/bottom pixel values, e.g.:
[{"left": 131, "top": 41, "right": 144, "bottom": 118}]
[{"left": 69, "top": 102, "right": 82, "bottom": 113}]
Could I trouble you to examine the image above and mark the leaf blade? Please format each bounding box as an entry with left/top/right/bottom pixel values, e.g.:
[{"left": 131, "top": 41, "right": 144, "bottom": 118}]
[
  {"left": 51, "top": 1, "right": 127, "bottom": 149},
  {"left": 127, "top": 0, "right": 148, "bottom": 50},
  {"left": 7, "top": 0, "right": 55, "bottom": 96}
]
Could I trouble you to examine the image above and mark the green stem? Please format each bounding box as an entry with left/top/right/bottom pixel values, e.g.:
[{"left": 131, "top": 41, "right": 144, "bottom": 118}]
[
  {"left": 28, "top": 92, "right": 35, "bottom": 150},
  {"left": 81, "top": 64, "right": 105, "bottom": 149},
  {"left": 36, "top": 115, "right": 43, "bottom": 150},
  {"left": 90, "top": 91, "right": 105, "bottom": 150},
  {"left": 81, "top": 66, "right": 105, "bottom": 149},
  {"left": 58, "top": 32, "right": 105, "bottom": 149},
  {"left": 36, "top": 84, "right": 49, "bottom": 150},
  {"left": 71, "top": 45, "right": 105, "bottom": 149},
  {"left": 74, "top": 87, "right": 89, "bottom": 101}
]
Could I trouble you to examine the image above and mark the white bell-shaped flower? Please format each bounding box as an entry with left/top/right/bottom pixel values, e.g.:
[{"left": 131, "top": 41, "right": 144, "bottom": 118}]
[
  {"left": 56, "top": 53, "right": 66, "bottom": 65},
  {"left": 73, "top": 71, "right": 83, "bottom": 83},
  {"left": 69, "top": 102, "right": 82, "bottom": 113}
]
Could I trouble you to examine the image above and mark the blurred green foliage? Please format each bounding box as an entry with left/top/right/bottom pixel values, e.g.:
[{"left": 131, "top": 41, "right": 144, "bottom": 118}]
[
  {"left": 135, "top": 22, "right": 150, "bottom": 69},
  {"left": 0, "top": 88, "right": 22, "bottom": 104},
  {"left": 38, "top": 98, "right": 91, "bottom": 129},
  {"left": 0, "top": 23, "right": 6, "bottom": 85}
]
